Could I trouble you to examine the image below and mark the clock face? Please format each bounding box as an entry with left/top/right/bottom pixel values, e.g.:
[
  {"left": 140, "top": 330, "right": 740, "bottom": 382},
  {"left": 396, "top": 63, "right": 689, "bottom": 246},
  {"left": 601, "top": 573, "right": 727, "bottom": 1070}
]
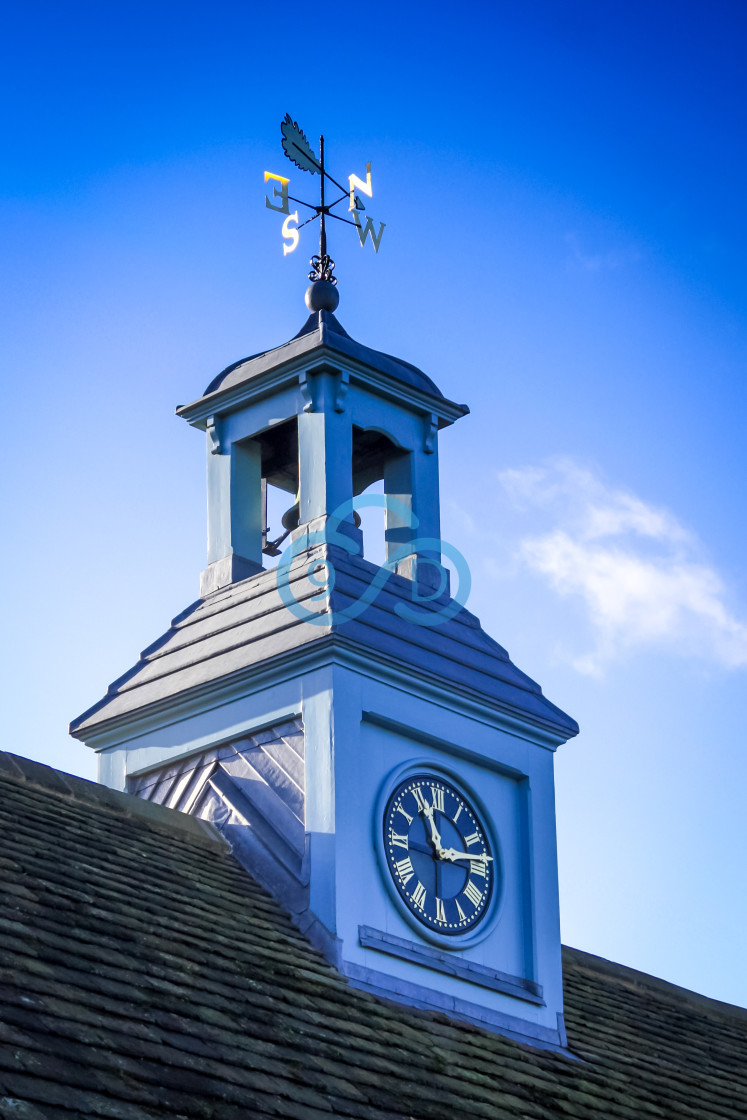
[{"left": 383, "top": 774, "right": 494, "bottom": 935}]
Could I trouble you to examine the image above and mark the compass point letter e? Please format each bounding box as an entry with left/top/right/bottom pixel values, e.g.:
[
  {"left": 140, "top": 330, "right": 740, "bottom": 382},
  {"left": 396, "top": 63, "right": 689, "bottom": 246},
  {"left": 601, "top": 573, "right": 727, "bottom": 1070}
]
[{"left": 265, "top": 171, "right": 290, "bottom": 214}]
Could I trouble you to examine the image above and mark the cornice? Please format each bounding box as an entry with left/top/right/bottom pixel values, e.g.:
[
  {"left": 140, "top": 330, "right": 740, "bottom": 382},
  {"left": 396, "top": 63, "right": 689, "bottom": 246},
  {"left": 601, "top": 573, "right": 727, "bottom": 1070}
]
[
  {"left": 74, "top": 634, "right": 576, "bottom": 754},
  {"left": 176, "top": 344, "right": 468, "bottom": 429}
]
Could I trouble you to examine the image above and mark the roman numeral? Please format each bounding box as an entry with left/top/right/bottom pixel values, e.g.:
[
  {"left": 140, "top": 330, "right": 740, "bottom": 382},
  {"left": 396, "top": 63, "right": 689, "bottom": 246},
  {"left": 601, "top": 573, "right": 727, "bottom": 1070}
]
[
  {"left": 412, "top": 786, "right": 429, "bottom": 812},
  {"left": 431, "top": 786, "right": 444, "bottom": 813},
  {"left": 435, "top": 898, "right": 446, "bottom": 923},
  {"left": 411, "top": 881, "right": 426, "bottom": 908},
  {"left": 464, "top": 831, "right": 481, "bottom": 847},
  {"left": 453, "top": 804, "right": 463, "bottom": 825},
  {"left": 463, "top": 879, "right": 483, "bottom": 908},
  {"left": 395, "top": 857, "right": 415, "bottom": 886},
  {"left": 397, "top": 805, "right": 413, "bottom": 826},
  {"left": 390, "top": 832, "right": 409, "bottom": 850},
  {"left": 455, "top": 900, "right": 466, "bottom": 922},
  {"left": 471, "top": 858, "right": 488, "bottom": 878}
]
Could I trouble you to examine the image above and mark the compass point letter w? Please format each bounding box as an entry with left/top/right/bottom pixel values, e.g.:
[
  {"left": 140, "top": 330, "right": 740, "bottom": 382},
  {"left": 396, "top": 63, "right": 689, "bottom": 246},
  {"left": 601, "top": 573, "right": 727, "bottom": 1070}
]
[{"left": 353, "top": 210, "right": 386, "bottom": 252}]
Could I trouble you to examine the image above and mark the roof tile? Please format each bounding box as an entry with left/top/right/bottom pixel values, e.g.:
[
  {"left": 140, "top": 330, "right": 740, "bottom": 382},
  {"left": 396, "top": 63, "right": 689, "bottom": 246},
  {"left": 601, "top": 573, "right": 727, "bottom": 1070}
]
[{"left": 0, "top": 756, "right": 745, "bottom": 1119}]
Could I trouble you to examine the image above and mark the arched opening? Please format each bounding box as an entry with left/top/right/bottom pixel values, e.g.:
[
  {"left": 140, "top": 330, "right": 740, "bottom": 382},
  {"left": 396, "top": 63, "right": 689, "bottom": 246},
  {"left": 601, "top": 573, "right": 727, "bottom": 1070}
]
[
  {"left": 353, "top": 426, "right": 408, "bottom": 567},
  {"left": 256, "top": 418, "right": 298, "bottom": 567}
]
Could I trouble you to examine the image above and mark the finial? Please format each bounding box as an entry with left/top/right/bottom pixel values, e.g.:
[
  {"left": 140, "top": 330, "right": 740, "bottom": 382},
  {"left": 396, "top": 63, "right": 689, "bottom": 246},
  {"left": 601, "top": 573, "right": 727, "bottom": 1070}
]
[
  {"left": 305, "top": 279, "right": 339, "bottom": 313},
  {"left": 264, "top": 114, "right": 387, "bottom": 286}
]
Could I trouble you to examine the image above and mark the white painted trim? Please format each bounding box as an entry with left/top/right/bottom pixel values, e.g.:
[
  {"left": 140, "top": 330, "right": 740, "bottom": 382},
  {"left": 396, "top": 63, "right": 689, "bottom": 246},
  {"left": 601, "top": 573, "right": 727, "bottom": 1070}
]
[
  {"left": 75, "top": 637, "right": 572, "bottom": 753},
  {"left": 124, "top": 710, "right": 303, "bottom": 779}
]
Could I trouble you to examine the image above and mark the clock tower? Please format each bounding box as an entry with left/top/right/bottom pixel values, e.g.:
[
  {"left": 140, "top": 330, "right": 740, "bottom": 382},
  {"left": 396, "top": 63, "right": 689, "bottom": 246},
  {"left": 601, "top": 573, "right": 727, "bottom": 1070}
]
[{"left": 71, "top": 276, "right": 578, "bottom": 1051}]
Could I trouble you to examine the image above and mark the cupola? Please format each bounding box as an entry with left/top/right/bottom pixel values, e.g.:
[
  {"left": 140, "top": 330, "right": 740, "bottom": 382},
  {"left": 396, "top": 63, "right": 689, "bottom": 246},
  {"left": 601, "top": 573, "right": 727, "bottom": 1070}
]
[
  {"left": 177, "top": 280, "right": 468, "bottom": 599},
  {"left": 71, "top": 122, "right": 578, "bottom": 1049}
]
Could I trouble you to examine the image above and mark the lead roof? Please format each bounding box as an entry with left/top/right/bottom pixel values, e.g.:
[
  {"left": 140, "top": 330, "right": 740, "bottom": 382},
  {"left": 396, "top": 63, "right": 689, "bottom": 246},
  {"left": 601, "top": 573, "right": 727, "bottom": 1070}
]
[
  {"left": 0, "top": 750, "right": 745, "bottom": 1120},
  {"left": 194, "top": 309, "right": 451, "bottom": 404},
  {"left": 70, "top": 545, "right": 578, "bottom": 741}
]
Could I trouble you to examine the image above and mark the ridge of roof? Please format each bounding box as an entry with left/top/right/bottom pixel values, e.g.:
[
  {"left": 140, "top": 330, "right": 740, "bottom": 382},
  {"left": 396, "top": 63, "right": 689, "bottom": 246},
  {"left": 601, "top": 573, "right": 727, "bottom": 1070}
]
[
  {"left": 0, "top": 750, "right": 224, "bottom": 851},
  {"left": 1, "top": 748, "right": 746, "bottom": 1120}
]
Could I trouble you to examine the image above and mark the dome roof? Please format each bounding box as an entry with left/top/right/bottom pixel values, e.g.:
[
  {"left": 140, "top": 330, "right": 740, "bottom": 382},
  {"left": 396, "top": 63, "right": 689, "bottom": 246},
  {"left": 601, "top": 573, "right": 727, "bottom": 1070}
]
[{"left": 202, "top": 309, "right": 446, "bottom": 400}]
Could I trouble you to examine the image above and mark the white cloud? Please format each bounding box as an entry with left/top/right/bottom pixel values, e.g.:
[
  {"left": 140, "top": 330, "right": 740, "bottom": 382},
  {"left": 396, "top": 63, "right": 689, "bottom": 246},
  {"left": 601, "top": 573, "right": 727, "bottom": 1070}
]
[{"left": 498, "top": 459, "right": 747, "bottom": 675}]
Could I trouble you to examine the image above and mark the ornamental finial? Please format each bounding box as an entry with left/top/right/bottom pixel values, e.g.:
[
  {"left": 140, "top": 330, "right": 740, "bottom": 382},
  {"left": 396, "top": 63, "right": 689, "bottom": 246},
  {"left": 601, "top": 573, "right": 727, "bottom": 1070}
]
[{"left": 264, "top": 113, "right": 386, "bottom": 299}]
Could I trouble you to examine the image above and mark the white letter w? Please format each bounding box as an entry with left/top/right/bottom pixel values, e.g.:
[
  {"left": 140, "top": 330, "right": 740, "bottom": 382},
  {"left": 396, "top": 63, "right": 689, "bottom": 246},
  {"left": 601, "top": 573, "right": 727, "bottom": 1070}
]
[{"left": 353, "top": 210, "right": 386, "bottom": 252}]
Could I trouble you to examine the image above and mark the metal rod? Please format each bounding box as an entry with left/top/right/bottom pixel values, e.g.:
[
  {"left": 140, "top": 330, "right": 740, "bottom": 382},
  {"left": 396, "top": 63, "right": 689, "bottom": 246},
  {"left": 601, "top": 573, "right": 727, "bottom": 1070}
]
[
  {"left": 319, "top": 135, "right": 326, "bottom": 262},
  {"left": 320, "top": 168, "right": 349, "bottom": 196},
  {"left": 325, "top": 189, "right": 350, "bottom": 212},
  {"left": 326, "top": 212, "right": 358, "bottom": 228},
  {"left": 287, "top": 194, "right": 320, "bottom": 213},
  {"left": 297, "top": 212, "right": 321, "bottom": 231}
]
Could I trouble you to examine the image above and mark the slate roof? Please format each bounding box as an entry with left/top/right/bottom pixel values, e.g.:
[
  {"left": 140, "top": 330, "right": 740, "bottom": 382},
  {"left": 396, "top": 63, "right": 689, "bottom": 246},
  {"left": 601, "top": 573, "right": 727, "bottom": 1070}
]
[
  {"left": 1, "top": 750, "right": 745, "bottom": 1120},
  {"left": 187, "top": 308, "right": 458, "bottom": 411},
  {"left": 70, "top": 546, "right": 578, "bottom": 742}
]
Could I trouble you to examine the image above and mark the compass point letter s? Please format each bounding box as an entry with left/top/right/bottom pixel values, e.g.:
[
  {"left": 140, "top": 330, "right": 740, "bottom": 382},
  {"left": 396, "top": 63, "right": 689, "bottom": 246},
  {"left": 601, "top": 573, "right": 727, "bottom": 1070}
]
[
  {"left": 282, "top": 211, "right": 300, "bottom": 255},
  {"left": 348, "top": 162, "right": 374, "bottom": 211},
  {"left": 265, "top": 171, "right": 290, "bottom": 214}
]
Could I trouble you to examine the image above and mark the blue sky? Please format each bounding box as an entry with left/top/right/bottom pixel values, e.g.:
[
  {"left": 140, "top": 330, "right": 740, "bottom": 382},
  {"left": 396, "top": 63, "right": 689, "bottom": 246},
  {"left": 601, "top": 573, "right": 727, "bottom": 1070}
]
[{"left": 2, "top": 1, "right": 746, "bottom": 1006}]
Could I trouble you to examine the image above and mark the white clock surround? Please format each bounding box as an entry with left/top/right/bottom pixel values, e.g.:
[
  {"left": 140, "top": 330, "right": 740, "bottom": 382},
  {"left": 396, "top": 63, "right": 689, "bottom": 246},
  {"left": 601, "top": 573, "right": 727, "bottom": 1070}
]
[{"left": 374, "top": 758, "right": 503, "bottom": 948}]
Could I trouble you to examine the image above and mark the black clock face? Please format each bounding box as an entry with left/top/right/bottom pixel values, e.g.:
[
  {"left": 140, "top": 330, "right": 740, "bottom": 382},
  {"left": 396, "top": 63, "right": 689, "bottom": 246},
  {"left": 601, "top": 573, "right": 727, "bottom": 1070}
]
[{"left": 383, "top": 774, "right": 494, "bottom": 935}]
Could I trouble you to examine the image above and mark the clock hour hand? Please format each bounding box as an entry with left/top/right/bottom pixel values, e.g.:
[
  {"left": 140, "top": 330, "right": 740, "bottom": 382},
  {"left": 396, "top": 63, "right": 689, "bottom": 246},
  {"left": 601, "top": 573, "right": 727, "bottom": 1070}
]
[
  {"left": 421, "top": 804, "right": 443, "bottom": 852},
  {"left": 439, "top": 847, "right": 494, "bottom": 864}
]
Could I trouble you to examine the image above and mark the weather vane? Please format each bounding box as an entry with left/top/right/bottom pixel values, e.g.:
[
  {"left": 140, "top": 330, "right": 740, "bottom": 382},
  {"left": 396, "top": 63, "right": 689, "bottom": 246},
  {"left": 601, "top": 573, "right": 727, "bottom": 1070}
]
[{"left": 264, "top": 113, "right": 386, "bottom": 287}]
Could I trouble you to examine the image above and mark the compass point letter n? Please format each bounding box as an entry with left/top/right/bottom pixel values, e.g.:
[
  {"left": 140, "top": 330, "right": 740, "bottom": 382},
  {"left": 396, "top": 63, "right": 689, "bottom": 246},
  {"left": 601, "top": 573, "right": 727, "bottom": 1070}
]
[{"left": 348, "top": 162, "right": 374, "bottom": 211}]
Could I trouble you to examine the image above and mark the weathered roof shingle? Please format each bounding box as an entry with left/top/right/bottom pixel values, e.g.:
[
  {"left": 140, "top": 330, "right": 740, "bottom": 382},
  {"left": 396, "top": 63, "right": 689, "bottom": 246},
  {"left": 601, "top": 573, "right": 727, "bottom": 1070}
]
[{"left": 0, "top": 750, "right": 745, "bottom": 1119}]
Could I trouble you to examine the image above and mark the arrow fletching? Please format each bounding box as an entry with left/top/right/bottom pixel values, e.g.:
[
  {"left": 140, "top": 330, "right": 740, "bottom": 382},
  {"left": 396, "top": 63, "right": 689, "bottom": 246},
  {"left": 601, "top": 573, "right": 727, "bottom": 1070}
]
[{"left": 280, "top": 113, "right": 319, "bottom": 175}]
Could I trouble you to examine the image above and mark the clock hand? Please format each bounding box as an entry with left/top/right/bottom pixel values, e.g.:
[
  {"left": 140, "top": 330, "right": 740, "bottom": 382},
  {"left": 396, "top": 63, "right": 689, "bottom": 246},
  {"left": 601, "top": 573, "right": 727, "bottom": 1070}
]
[
  {"left": 421, "top": 803, "right": 443, "bottom": 853},
  {"left": 439, "top": 848, "right": 494, "bottom": 863}
]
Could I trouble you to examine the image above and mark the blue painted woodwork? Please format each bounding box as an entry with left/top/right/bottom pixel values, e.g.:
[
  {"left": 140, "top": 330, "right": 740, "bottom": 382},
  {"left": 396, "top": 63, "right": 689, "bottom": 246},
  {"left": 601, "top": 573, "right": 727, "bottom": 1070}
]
[{"left": 70, "top": 302, "right": 578, "bottom": 1049}]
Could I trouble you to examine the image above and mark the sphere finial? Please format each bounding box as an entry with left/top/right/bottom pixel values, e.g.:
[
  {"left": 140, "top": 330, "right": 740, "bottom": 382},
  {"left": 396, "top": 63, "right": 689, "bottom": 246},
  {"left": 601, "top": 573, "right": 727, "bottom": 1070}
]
[{"left": 305, "top": 279, "right": 340, "bottom": 313}]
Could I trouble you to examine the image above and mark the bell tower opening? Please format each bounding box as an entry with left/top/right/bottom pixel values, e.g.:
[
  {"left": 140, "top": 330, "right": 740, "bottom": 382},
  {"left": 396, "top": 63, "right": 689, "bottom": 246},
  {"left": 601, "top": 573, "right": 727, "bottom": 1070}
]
[
  {"left": 258, "top": 421, "right": 422, "bottom": 572},
  {"left": 255, "top": 418, "right": 299, "bottom": 564},
  {"left": 353, "top": 425, "right": 406, "bottom": 569}
]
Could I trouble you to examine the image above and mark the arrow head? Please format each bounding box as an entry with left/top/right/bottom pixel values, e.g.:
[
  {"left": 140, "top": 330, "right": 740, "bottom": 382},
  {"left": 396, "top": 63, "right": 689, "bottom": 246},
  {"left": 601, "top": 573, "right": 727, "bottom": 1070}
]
[{"left": 280, "top": 113, "right": 319, "bottom": 175}]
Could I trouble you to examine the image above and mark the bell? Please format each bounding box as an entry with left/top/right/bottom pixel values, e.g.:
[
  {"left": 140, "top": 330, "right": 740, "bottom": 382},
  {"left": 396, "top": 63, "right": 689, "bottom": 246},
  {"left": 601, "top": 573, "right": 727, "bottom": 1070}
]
[
  {"left": 279, "top": 493, "right": 362, "bottom": 533},
  {"left": 281, "top": 492, "right": 301, "bottom": 532}
]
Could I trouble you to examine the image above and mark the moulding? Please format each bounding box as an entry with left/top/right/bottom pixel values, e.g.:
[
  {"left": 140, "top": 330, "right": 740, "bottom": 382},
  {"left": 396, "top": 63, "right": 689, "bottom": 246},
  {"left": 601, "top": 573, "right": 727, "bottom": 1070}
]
[
  {"left": 344, "top": 960, "right": 570, "bottom": 1053},
  {"left": 176, "top": 345, "right": 467, "bottom": 429},
  {"left": 76, "top": 637, "right": 571, "bottom": 752},
  {"left": 358, "top": 926, "right": 544, "bottom": 1004}
]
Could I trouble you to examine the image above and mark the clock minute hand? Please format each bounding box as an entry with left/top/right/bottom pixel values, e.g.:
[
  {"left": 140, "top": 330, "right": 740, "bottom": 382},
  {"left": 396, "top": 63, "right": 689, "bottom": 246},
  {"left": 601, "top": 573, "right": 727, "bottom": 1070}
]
[{"left": 440, "top": 848, "right": 494, "bottom": 863}]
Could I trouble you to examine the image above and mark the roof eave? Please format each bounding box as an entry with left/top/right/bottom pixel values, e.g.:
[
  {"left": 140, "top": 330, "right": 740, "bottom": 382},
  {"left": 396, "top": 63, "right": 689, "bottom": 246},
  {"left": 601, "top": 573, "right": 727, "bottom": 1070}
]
[
  {"left": 175, "top": 337, "right": 469, "bottom": 429},
  {"left": 70, "top": 632, "right": 578, "bottom": 753}
]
